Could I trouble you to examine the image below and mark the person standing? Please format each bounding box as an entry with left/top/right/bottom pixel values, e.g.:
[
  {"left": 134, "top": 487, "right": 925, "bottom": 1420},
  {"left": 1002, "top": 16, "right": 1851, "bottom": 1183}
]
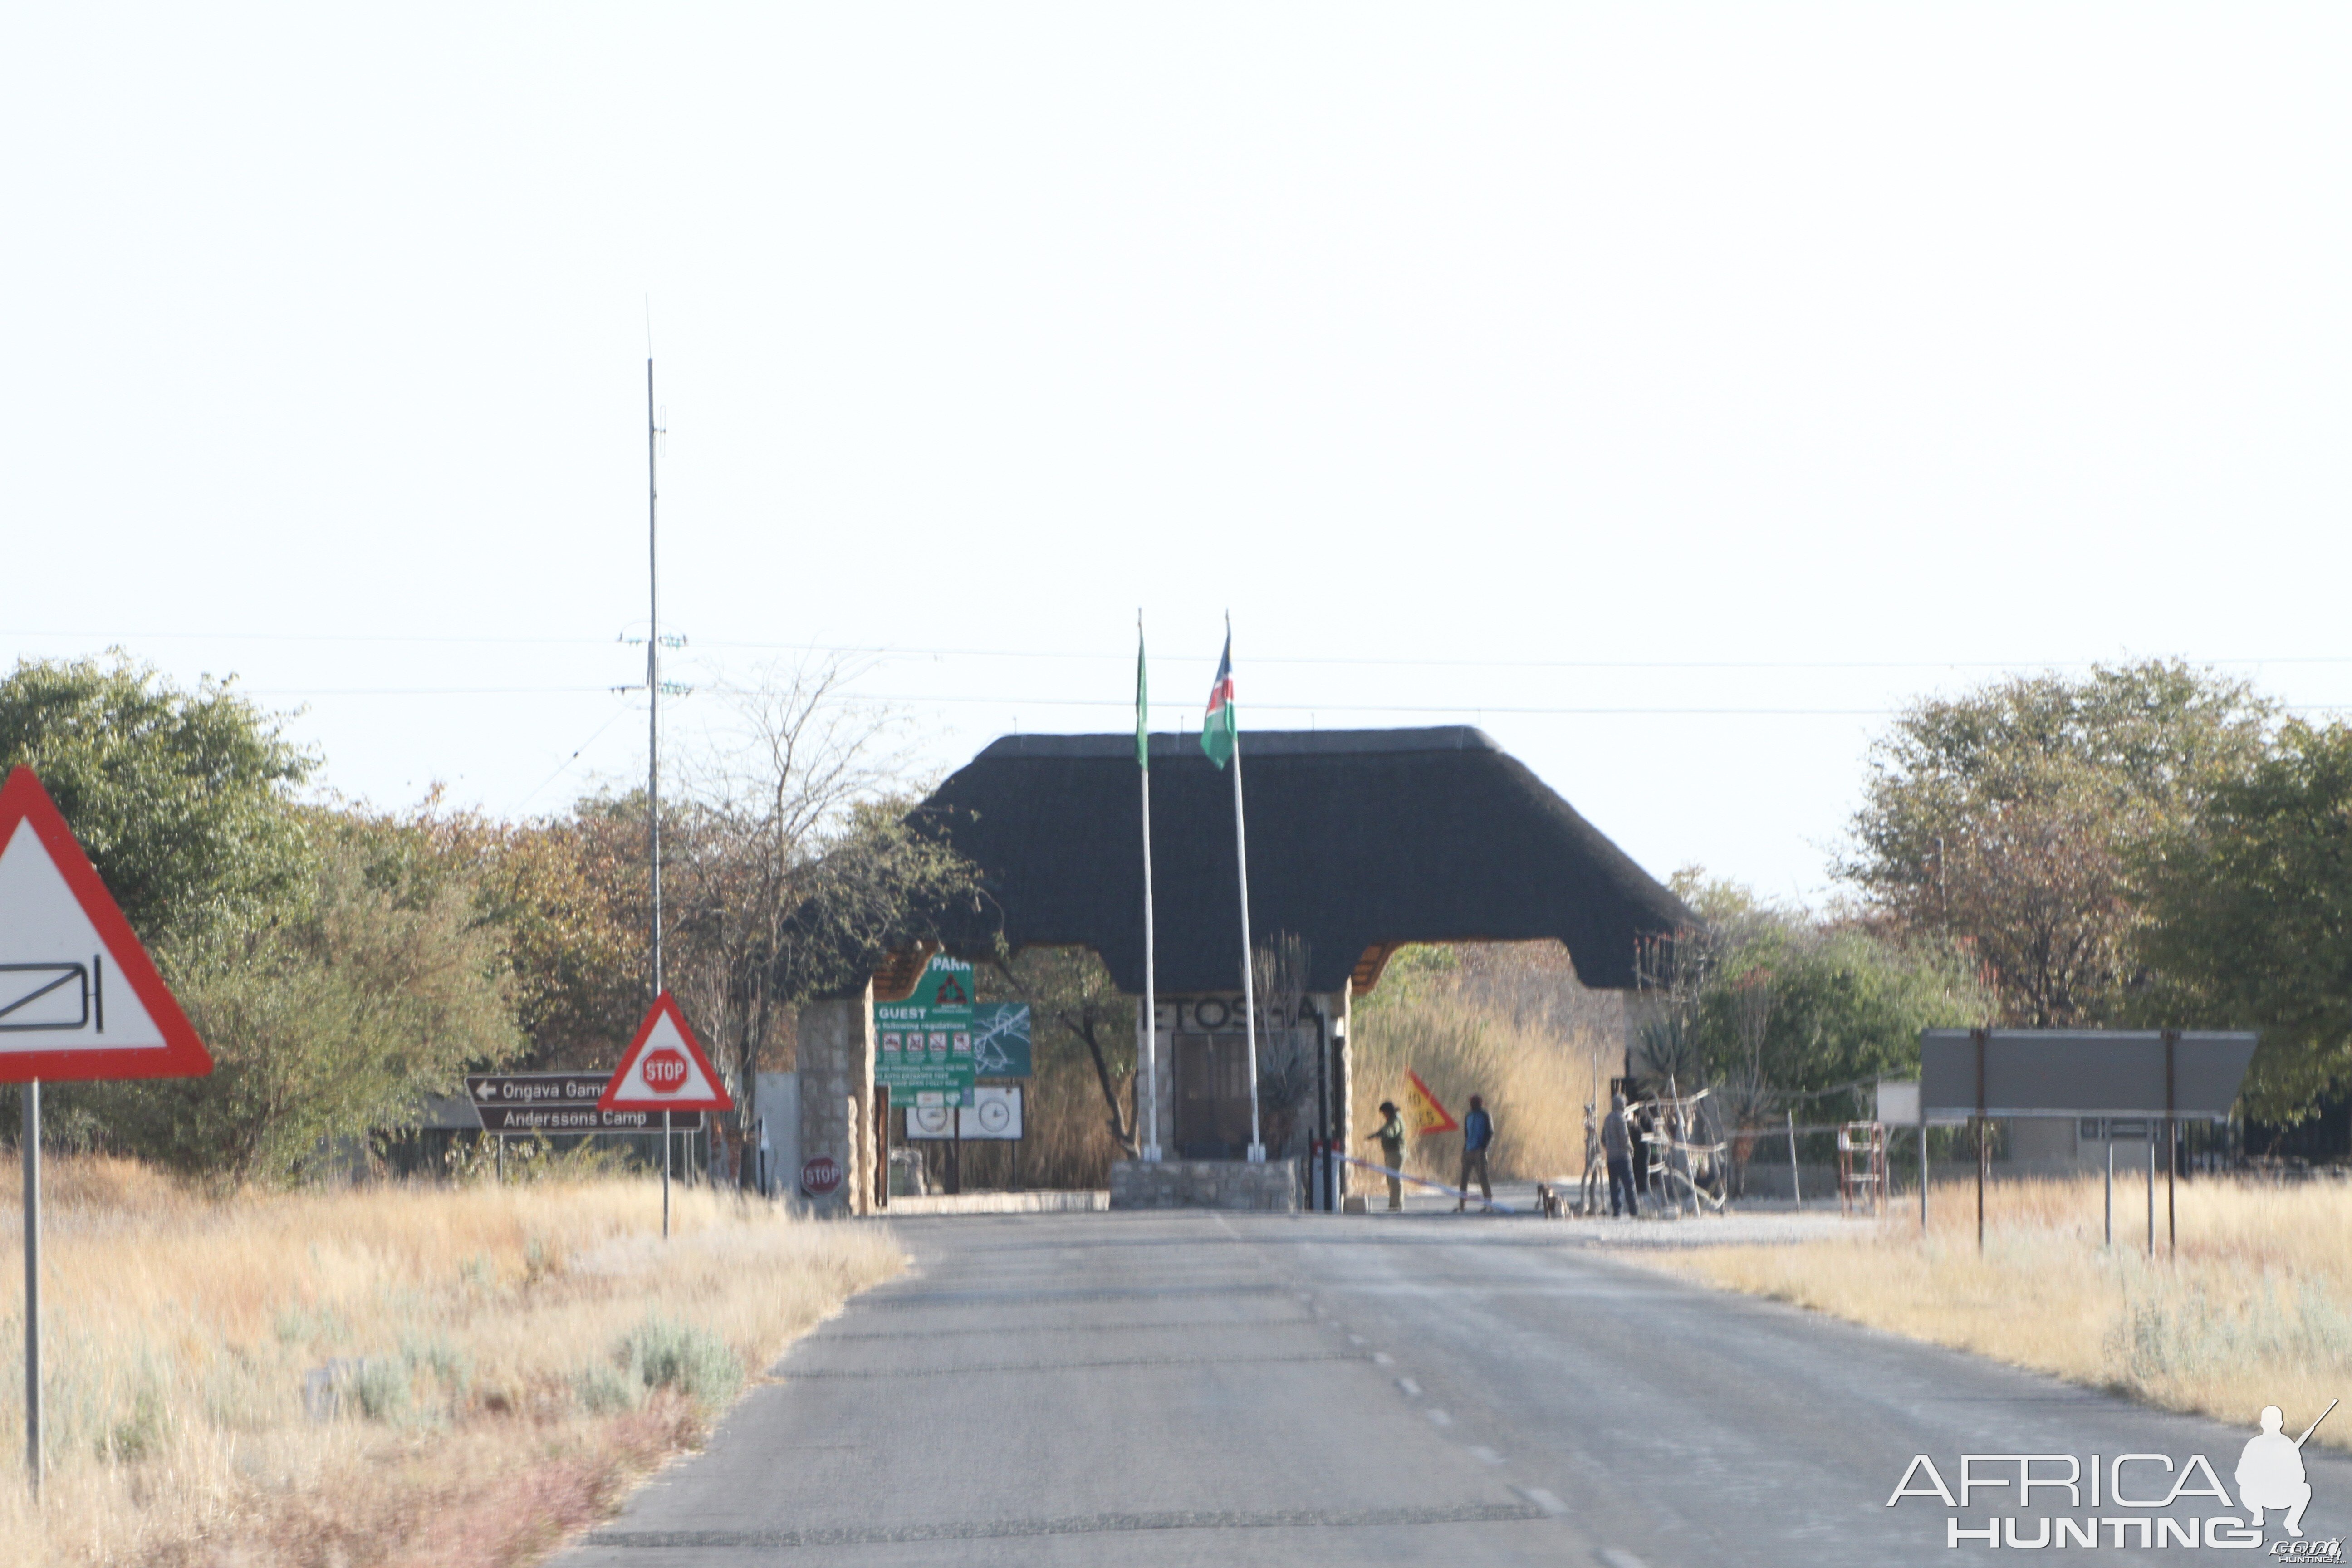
[
  {"left": 1455, "top": 1094, "right": 1494, "bottom": 1211},
  {"left": 1602, "top": 1092, "right": 1639, "bottom": 1218},
  {"left": 1367, "top": 1100, "right": 1407, "bottom": 1210}
]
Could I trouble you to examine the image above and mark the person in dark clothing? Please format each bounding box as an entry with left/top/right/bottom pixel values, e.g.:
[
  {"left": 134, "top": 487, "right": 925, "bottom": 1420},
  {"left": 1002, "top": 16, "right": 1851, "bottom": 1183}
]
[
  {"left": 1455, "top": 1094, "right": 1494, "bottom": 1211},
  {"left": 1602, "top": 1092, "right": 1639, "bottom": 1218},
  {"left": 1367, "top": 1101, "right": 1407, "bottom": 1210}
]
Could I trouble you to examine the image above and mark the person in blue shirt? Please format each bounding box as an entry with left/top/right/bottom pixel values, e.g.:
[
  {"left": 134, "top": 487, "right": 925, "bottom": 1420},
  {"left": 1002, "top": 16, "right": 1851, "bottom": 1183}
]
[{"left": 1455, "top": 1094, "right": 1494, "bottom": 1211}]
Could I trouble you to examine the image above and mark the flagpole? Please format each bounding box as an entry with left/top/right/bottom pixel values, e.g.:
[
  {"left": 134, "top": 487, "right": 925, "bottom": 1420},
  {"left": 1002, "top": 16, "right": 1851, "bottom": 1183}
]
[
  {"left": 1232, "top": 688, "right": 1264, "bottom": 1165},
  {"left": 1138, "top": 614, "right": 1161, "bottom": 1161}
]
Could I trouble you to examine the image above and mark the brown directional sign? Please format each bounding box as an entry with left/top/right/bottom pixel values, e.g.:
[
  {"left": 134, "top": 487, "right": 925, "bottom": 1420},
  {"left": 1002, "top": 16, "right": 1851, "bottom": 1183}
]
[{"left": 464, "top": 1073, "right": 700, "bottom": 1134}]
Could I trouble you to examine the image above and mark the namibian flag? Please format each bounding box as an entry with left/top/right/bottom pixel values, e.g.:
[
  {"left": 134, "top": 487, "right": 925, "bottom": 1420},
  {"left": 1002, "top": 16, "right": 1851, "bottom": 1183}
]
[{"left": 1201, "top": 624, "right": 1237, "bottom": 768}]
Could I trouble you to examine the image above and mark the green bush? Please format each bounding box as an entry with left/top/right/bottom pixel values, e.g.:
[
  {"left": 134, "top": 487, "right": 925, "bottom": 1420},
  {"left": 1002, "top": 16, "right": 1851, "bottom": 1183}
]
[
  {"left": 616, "top": 1317, "right": 742, "bottom": 1408},
  {"left": 572, "top": 1363, "right": 641, "bottom": 1416}
]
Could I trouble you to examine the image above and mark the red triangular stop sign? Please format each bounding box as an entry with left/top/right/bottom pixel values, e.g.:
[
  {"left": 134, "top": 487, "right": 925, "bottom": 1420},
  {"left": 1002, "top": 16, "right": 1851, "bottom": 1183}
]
[
  {"left": 599, "top": 992, "right": 733, "bottom": 1112},
  {"left": 0, "top": 768, "right": 212, "bottom": 1083}
]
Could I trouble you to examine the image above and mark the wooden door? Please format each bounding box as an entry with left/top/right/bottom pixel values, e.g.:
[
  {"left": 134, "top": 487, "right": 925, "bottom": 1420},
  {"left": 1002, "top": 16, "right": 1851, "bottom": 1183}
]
[{"left": 1172, "top": 1033, "right": 1253, "bottom": 1159}]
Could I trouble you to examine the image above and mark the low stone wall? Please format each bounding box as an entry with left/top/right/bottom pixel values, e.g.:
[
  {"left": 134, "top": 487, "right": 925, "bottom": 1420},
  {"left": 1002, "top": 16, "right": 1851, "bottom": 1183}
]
[{"left": 1110, "top": 1158, "right": 1300, "bottom": 1212}]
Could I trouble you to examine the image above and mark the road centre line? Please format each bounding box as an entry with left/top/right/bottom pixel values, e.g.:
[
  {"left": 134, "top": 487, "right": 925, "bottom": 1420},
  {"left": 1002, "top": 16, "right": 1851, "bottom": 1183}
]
[
  {"left": 783, "top": 1352, "right": 1370, "bottom": 1379},
  {"left": 586, "top": 1503, "right": 1552, "bottom": 1548},
  {"left": 844, "top": 1282, "right": 1291, "bottom": 1309},
  {"left": 812, "top": 1316, "right": 1318, "bottom": 1341}
]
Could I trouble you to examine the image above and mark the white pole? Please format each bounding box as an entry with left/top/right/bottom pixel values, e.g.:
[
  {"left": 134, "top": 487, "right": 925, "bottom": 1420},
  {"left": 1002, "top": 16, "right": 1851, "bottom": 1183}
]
[
  {"left": 1140, "top": 747, "right": 1160, "bottom": 1161},
  {"left": 1787, "top": 1108, "right": 1802, "bottom": 1209},
  {"left": 647, "top": 359, "right": 662, "bottom": 1000},
  {"left": 1232, "top": 731, "right": 1263, "bottom": 1162},
  {"left": 22, "top": 1080, "right": 39, "bottom": 1494}
]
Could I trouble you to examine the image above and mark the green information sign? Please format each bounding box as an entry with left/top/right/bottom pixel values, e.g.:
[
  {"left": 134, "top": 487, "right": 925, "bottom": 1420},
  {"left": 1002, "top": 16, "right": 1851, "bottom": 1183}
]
[
  {"left": 971, "top": 1003, "right": 1031, "bottom": 1078},
  {"left": 876, "top": 956, "right": 978, "bottom": 1104}
]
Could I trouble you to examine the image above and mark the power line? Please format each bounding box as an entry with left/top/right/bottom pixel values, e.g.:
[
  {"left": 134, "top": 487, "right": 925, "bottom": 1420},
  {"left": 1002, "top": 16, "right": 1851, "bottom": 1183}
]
[
  {"left": 222, "top": 686, "right": 2352, "bottom": 720},
  {"left": 13, "top": 627, "right": 2352, "bottom": 674}
]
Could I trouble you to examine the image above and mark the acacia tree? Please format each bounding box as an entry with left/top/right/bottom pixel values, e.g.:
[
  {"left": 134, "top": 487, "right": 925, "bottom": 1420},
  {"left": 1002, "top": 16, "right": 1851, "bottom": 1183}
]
[
  {"left": 1656, "top": 873, "right": 1985, "bottom": 1193},
  {"left": 1251, "top": 934, "right": 1317, "bottom": 1156},
  {"left": 108, "top": 811, "right": 523, "bottom": 1181},
  {"left": 1840, "top": 661, "right": 2269, "bottom": 1027},
  {"left": 0, "top": 653, "right": 314, "bottom": 948},
  {"left": 990, "top": 946, "right": 1136, "bottom": 1156},
  {"left": 667, "top": 663, "right": 980, "bottom": 1164},
  {"left": 3, "top": 658, "right": 522, "bottom": 1177},
  {"left": 2139, "top": 720, "right": 2352, "bottom": 1124}
]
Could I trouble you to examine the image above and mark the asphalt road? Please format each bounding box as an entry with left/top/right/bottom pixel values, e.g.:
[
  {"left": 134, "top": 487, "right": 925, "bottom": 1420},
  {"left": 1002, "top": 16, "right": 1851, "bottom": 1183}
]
[{"left": 564, "top": 1209, "right": 2349, "bottom": 1566}]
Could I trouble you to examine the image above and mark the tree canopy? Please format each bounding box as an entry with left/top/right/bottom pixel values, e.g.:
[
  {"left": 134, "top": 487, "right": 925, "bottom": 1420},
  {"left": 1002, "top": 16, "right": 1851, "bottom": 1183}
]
[
  {"left": 2139, "top": 720, "right": 2352, "bottom": 1123},
  {"left": 1840, "top": 660, "right": 2270, "bottom": 1028},
  {"left": 0, "top": 654, "right": 315, "bottom": 949}
]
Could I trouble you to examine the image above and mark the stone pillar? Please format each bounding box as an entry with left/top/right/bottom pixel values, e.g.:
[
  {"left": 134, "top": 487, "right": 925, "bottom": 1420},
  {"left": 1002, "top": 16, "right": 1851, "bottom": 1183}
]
[
  {"left": 794, "top": 983, "right": 876, "bottom": 1215},
  {"left": 1328, "top": 988, "right": 1353, "bottom": 1197}
]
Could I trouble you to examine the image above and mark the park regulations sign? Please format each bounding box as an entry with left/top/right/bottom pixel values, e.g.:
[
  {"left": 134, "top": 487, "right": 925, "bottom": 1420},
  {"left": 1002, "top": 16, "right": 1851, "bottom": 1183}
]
[
  {"left": 970, "top": 1002, "right": 1031, "bottom": 1078},
  {"left": 876, "top": 954, "right": 978, "bottom": 1104},
  {"left": 0, "top": 768, "right": 211, "bottom": 1083}
]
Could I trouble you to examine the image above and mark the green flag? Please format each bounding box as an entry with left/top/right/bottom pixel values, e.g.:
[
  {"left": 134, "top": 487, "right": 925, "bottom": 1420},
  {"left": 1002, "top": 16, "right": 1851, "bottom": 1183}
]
[
  {"left": 1201, "top": 626, "right": 1236, "bottom": 769},
  {"left": 1135, "top": 624, "right": 1149, "bottom": 769}
]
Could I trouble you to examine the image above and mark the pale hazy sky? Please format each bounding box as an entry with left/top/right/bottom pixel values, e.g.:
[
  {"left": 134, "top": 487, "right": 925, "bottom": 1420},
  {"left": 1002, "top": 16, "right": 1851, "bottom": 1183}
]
[{"left": 5, "top": 5, "right": 2347, "bottom": 903}]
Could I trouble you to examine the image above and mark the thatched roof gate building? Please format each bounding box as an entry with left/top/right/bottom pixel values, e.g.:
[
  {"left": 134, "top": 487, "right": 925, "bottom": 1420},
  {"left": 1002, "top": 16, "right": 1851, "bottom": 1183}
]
[{"left": 796, "top": 726, "right": 1691, "bottom": 1212}]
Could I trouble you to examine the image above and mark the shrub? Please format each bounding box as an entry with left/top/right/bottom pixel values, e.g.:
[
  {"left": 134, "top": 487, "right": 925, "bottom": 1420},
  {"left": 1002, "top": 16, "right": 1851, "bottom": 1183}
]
[{"left": 617, "top": 1317, "right": 743, "bottom": 1408}]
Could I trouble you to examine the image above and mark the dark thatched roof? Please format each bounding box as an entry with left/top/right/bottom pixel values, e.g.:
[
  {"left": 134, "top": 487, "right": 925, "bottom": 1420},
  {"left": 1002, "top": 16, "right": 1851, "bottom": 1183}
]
[{"left": 909, "top": 726, "right": 1693, "bottom": 997}]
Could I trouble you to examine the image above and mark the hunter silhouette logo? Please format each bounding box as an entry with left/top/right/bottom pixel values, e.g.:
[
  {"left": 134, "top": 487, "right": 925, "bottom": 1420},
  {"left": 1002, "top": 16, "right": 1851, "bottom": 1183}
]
[
  {"left": 1885, "top": 1396, "right": 2338, "bottom": 1550},
  {"left": 640, "top": 1049, "right": 689, "bottom": 1093},
  {"left": 2242, "top": 1400, "right": 2334, "bottom": 1539}
]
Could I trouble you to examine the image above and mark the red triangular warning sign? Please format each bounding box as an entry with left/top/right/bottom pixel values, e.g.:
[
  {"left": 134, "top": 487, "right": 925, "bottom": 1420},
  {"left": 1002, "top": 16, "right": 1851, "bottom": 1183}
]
[
  {"left": 599, "top": 992, "right": 733, "bottom": 1112},
  {"left": 1401, "top": 1069, "right": 1458, "bottom": 1137},
  {"left": 0, "top": 768, "right": 212, "bottom": 1083}
]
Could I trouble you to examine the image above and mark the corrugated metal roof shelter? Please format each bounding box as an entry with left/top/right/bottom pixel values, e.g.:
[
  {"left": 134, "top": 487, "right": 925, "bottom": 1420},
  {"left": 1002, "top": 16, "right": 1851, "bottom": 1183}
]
[{"left": 909, "top": 725, "right": 1692, "bottom": 997}]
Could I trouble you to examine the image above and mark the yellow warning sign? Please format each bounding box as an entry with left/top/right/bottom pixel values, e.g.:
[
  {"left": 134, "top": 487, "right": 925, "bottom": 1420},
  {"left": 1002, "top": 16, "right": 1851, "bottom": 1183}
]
[{"left": 1401, "top": 1069, "right": 1458, "bottom": 1137}]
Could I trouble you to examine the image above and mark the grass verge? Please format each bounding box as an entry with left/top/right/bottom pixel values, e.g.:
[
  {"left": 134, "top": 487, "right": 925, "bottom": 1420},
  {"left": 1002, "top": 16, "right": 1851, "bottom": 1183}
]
[
  {"left": 1634, "top": 1175, "right": 2351, "bottom": 1450},
  {"left": 0, "top": 1157, "right": 902, "bottom": 1567}
]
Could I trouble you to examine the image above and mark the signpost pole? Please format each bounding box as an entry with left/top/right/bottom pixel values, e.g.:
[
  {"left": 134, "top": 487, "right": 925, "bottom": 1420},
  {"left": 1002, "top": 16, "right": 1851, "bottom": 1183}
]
[
  {"left": 1918, "top": 1100, "right": 1928, "bottom": 1234},
  {"left": 2145, "top": 1133, "right": 2155, "bottom": 1257},
  {"left": 1973, "top": 1028, "right": 1987, "bottom": 1256},
  {"left": 2163, "top": 1029, "right": 2177, "bottom": 1261},
  {"left": 662, "top": 1110, "right": 671, "bottom": 1240},
  {"left": 2104, "top": 1130, "right": 2113, "bottom": 1248},
  {"left": 21, "top": 1080, "right": 38, "bottom": 1496}
]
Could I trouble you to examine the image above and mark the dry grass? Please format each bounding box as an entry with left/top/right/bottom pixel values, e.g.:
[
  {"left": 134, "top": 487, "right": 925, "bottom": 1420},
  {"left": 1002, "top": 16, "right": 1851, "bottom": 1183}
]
[
  {"left": 1641, "top": 1175, "right": 2352, "bottom": 1450},
  {"left": 0, "top": 1157, "right": 902, "bottom": 1567},
  {"left": 1351, "top": 950, "right": 1618, "bottom": 1183}
]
